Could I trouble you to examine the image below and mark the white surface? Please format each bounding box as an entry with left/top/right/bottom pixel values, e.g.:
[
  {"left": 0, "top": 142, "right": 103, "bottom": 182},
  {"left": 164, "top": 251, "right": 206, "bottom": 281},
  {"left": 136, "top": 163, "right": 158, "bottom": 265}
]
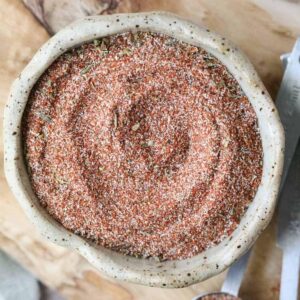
[
  {"left": 280, "top": 248, "right": 300, "bottom": 300},
  {"left": 0, "top": 251, "right": 40, "bottom": 300}
]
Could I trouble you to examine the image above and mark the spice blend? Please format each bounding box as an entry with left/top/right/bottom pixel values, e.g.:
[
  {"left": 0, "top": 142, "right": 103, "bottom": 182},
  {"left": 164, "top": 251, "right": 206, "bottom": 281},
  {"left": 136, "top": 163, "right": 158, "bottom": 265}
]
[
  {"left": 22, "top": 32, "right": 263, "bottom": 260},
  {"left": 201, "top": 294, "right": 241, "bottom": 300}
]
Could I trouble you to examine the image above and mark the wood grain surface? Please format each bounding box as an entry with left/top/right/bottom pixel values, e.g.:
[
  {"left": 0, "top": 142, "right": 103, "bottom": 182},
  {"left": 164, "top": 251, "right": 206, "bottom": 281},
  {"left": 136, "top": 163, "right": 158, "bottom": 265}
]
[{"left": 1, "top": 0, "right": 300, "bottom": 299}]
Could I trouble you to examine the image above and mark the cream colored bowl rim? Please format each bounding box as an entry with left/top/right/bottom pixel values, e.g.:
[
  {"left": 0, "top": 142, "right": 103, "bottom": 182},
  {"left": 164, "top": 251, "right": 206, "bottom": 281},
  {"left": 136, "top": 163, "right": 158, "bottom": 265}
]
[{"left": 4, "top": 11, "right": 284, "bottom": 288}]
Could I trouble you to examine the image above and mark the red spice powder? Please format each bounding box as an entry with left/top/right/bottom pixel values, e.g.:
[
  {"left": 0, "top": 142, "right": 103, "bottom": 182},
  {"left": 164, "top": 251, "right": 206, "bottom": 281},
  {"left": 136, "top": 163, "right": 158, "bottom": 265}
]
[
  {"left": 22, "top": 32, "right": 262, "bottom": 260},
  {"left": 200, "top": 294, "right": 241, "bottom": 300}
]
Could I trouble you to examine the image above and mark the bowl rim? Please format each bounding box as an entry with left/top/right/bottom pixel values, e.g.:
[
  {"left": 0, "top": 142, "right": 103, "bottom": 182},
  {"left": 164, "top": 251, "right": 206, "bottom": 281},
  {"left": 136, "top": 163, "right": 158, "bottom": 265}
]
[{"left": 3, "top": 11, "right": 284, "bottom": 288}]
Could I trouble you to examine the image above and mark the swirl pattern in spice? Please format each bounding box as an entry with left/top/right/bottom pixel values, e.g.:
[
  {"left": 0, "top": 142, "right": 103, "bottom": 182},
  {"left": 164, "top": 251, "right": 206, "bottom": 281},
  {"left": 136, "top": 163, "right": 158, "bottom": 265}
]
[{"left": 22, "top": 32, "right": 263, "bottom": 260}]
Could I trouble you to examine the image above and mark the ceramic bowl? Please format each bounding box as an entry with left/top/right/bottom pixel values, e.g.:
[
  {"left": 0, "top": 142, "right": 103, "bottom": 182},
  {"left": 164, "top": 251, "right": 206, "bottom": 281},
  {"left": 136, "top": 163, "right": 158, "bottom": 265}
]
[{"left": 4, "top": 12, "right": 284, "bottom": 288}]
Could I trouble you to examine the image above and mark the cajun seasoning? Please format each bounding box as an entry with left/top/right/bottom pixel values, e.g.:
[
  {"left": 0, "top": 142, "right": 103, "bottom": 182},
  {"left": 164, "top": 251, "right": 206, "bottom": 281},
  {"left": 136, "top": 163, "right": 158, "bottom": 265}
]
[
  {"left": 22, "top": 32, "right": 263, "bottom": 260},
  {"left": 201, "top": 294, "right": 241, "bottom": 300}
]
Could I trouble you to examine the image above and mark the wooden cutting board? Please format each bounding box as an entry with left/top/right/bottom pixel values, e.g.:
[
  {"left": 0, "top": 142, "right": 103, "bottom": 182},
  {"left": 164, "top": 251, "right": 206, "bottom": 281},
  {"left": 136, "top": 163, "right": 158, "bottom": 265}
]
[{"left": 1, "top": 0, "right": 300, "bottom": 299}]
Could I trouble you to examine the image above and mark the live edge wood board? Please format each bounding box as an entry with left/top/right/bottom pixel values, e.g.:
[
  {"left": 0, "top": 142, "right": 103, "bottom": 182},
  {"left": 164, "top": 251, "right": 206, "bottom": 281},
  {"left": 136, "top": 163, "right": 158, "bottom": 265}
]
[{"left": 0, "top": 0, "right": 300, "bottom": 299}]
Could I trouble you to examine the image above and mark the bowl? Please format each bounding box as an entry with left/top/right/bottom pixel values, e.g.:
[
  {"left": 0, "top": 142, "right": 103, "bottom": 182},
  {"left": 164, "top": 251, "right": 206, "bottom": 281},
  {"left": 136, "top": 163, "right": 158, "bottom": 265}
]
[{"left": 3, "top": 11, "right": 284, "bottom": 288}]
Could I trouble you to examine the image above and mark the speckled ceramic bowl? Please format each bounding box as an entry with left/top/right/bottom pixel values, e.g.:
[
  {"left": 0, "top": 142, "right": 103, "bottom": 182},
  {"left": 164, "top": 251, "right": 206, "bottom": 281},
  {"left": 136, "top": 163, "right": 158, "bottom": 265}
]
[{"left": 4, "top": 12, "right": 284, "bottom": 288}]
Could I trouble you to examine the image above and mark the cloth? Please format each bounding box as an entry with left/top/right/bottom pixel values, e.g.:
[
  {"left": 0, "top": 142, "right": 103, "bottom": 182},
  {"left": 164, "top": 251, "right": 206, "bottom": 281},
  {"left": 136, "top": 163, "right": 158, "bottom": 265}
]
[{"left": 0, "top": 250, "right": 63, "bottom": 300}]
